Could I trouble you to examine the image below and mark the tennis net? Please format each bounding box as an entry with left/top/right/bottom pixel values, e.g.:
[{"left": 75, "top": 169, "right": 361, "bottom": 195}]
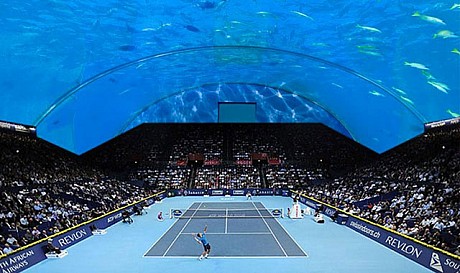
[{"left": 169, "top": 208, "right": 284, "bottom": 219}]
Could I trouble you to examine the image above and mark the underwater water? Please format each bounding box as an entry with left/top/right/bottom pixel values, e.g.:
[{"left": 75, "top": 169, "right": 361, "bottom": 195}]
[{"left": 0, "top": 0, "right": 458, "bottom": 154}]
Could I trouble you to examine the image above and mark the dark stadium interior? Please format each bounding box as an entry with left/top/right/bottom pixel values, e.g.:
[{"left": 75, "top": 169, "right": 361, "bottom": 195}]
[{"left": 0, "top": 123, "right": 459, "bottom": 256}]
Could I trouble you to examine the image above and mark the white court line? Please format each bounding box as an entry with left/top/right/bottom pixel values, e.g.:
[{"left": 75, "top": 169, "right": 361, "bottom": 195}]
[
  {"left": 251, "top": 202, "right": 288, "bottom": 257},
  {"left": 264, "top": 202, "right": 310, "bottom": 258},
  {"left": 172, "top": 208, "right": 271, "bottom": 211},
  {"left": 225, "top": 208, "right": 228, "bottom": 233},
  {"left": 144, "top": 255, "right": 308, "bottom": 259},
  {"left": 162, "top": 202, "right": 203, "bottom": 257},
  {"left": 142, "top": 202, "right": 196, "bottom": 257},
  {"left": 180, "top": 232, "right": 272, "bottom": 235},
  {"left": 145, "top": 200, "right": 307, "bottom": 258}
]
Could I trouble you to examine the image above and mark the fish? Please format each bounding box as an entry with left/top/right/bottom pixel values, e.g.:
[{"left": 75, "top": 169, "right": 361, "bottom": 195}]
[
  {"left": 427, "top": 81, "right": 450, "bottom": 94},
  {"left": 447, "top": 109, "right": 460, "bottom": 118},
  {"left": 357, "top": 45, "right": 377, "bottom": 50},
  {"left": 290, "top": 11, "right": 314, "bottom": 20},
  {"left": 311, "top": 42, "right": 328, "bottom": 47},
  {"left": 392, "top": 87, "right": 407, "bottom": 95},
  {"left": 369, "top": 90, "right": 385, "bottom": 97},
  {"left": 256, "top": 11, "right": 277, "bottom": 18},
  {"left": 142, "top": 23, "right": 171, "bottom": 32},
  {"left": 331, "top": 83, "right": 343, "bottom": 89},
  {"left": 126, "top": 23, "right": 136, "bottom": 33},
  {"left": 229, "top": 20, "right": 243, "bottom": 24},
  {"left": 184, "top": 25, "right": 200, "bottom": 32},
  {"left": 198, "top": 1, "right": 216, "bottom": 9},
  {"left": 421, "top": 70, "right": 436, "bottom": 80},
  {"left": 119, "top": 88, "right": 131, "bottom": 95},
  {"left": 433, "top": 30, "right": 458, "bottom": 39},
  {"left": 452, "top": 48, "right": 460, "bottom": 55},
  {"left": 119, "top": 45, "right": 136, "bottom": 51},
  {"left": 404, "top": 61, "right": 429, "bottom": 70},
  {"left": 356, "top": 24, "right": 382, "bottom": 33},
  {"left": 400, "top": 96, "right": 414, "bottom": 105},
  {"left": 358, "top": 49, "right": 382, "bottom": 57},
  {"left": 412, "top": 11, "right": 446, "bottom": 25},
  {"left": 450, "top": 3, "right": 460, "bottom": 10}
]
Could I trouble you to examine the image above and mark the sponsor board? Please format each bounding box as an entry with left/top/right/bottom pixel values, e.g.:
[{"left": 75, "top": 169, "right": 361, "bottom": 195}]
[
  {"left": 0, "top": 195, "right": 162, "bottom": 273},
  {"left": 232, "top": 190, "right": 245, "bottom": 196},
  {"left": 52, "top": 226, "right": 92, "bottom": 249},
  {"left": 346, "top": 217, "right": 460, "bottom": 273},
  {"left": 431, "top": 252, "right": 444, "bottom": 272},
  {"left": 281, "top": 190, "right": 291, "bottom": 197},
  {"left": 169, "top": 189, "right": 278, "bottom": 197},
  {"left": 0, "top": 244, "right": 46, "bottom": 273},
  {"left": 211, "top": 190, "right": 224, "bottom": 196},
  {"left": 107, "top": 212, "right": 123, "bottom": 224},
  {"left": 299, "top": 197, "right": 317, "bottom": 210},
  {"left": 425, "top": 117, "right": 460, "bottom": 129},
  {"left": 257, "top": 189, "right": 274, "bottom": 195},
  {"left": 323, "top": 207, "right": 336, "bottom": 218},
  {"left": 297, "top": 193, "right": 460, "bottom": 273},
  {"left": 177, "top": 189, "right": 205, "bottom": 196},
  {"left": 349, "top": 221, "right": 381, "bottom": 239},
  {"left": 438, "top": 253, "right": 460, "bottom": 273}
]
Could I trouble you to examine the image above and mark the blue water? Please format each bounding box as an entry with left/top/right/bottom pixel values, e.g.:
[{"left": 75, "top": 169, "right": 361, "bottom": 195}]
[{"left": 0, "top": 1, "right": 458, "bottom": 154}]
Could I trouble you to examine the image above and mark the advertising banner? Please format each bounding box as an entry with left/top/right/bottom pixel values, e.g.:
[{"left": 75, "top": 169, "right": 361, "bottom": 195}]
[
  {"left": 296, "top": 192, "right": 460, "bottom": 273},
  {"left": 299, "top": 195, "right": 318, "bottom": 210},
  {"left": 0, "top": 193, "right": 164, "bottom": 273},
  {"left": 170, "top": 188, "right": 278, "bottom": 197},
  {"left": 281, "top": 189, "right": 291, "bottom": 197},
  {"left": 346, "top": 216, "right": 460, "bottom": 273},
  {"left": 51, "top": 226, "right": 93, "bottom": 250},
  {"left": 0, "top": 244, "right": 46, "bottom": 273},
  {"left": 92, "top": 209, "right": 126, "bottom": 230},
  {"left": 231, "top": 189, "right": 246, "bottom": 196},
  {"left": 184, "top": 189, "right": 206, "bottom": 196},
  {"left": 211, "top": 189, "right": 224, "bottom": 196},
  {"left": 257, "top": 189, "right": 275, "bottom": 196}
]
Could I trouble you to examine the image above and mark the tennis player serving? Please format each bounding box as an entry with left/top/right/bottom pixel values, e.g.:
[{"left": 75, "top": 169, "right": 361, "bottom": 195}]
[{"left": 193, "top": 225, "right": 211, "bottom": 260}]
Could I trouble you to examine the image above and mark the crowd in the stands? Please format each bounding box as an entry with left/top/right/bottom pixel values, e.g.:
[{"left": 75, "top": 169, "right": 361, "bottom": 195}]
[
  {"left": 89, "top": 124, "right": 371, "bottom": 189},
  {"left": 1, "top": 124, "right": 459, "bottom": 256},
  {"left": 135, "top": 167, "right": 191, "bottom": 189},
  {"left": 194, "top": 166, "right": 262, "bottom": 189},
  {"left": 266, "top": 166, "right": 326, "bottom": 189},
  {"left": 0, "top": 130, "right": 154, "bottom": 256},
  {"left": 0, "top": 131, "right": 101, "bottom": 188},
  {"left": 297, "top": 126, "right": 460, "bottom": 255},
  {"left": 231, "top": 125, "right": 286, "bottom": 163}
]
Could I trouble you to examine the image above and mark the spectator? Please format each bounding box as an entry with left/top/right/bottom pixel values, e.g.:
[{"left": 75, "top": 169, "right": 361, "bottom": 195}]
[
  {"left": 122, "top": 211, "right": 133, "bottom": 224},
  {"left": 45, "top": 239, "right": 61, "bottom": 254},
  {"left": 3, "top": 243, "right": 13, "bottom": 254}
]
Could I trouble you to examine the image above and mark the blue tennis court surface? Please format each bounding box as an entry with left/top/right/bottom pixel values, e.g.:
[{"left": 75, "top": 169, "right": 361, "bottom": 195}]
[
  {"left": 23, "top": 196, "right": 433, "bottom": 273},
  {"left": 144, "top": 202, "right": 307, "bottom": 257}
]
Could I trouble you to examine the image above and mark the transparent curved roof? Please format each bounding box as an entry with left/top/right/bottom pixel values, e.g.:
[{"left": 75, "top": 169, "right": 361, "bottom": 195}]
[{"left": 0, "top": 1, "right": 459, "bottom": 155}]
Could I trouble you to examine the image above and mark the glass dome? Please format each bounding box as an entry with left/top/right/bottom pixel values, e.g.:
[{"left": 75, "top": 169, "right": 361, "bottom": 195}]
[{"left": 0, "top": 1, "right": 458, "bottom": 154}]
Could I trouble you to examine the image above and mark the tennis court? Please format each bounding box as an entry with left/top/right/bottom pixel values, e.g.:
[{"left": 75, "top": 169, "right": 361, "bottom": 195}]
[
  {"left": 144, "top": 202, "right": 307, "bottom": 258},
  {"left": 23, "top": 196, "right": 433, "bottom": 273}
]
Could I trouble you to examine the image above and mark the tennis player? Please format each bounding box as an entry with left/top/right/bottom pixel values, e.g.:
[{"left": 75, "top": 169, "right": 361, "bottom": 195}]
[
  {"left": 193, "top": 225, "right": 211, "bottom": 260},
  {"left": 157, "top": 211, "right": 164, "bottom": 222},
  {"left": 246, "top": 191, "right": 252, "bottom": 200}
]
